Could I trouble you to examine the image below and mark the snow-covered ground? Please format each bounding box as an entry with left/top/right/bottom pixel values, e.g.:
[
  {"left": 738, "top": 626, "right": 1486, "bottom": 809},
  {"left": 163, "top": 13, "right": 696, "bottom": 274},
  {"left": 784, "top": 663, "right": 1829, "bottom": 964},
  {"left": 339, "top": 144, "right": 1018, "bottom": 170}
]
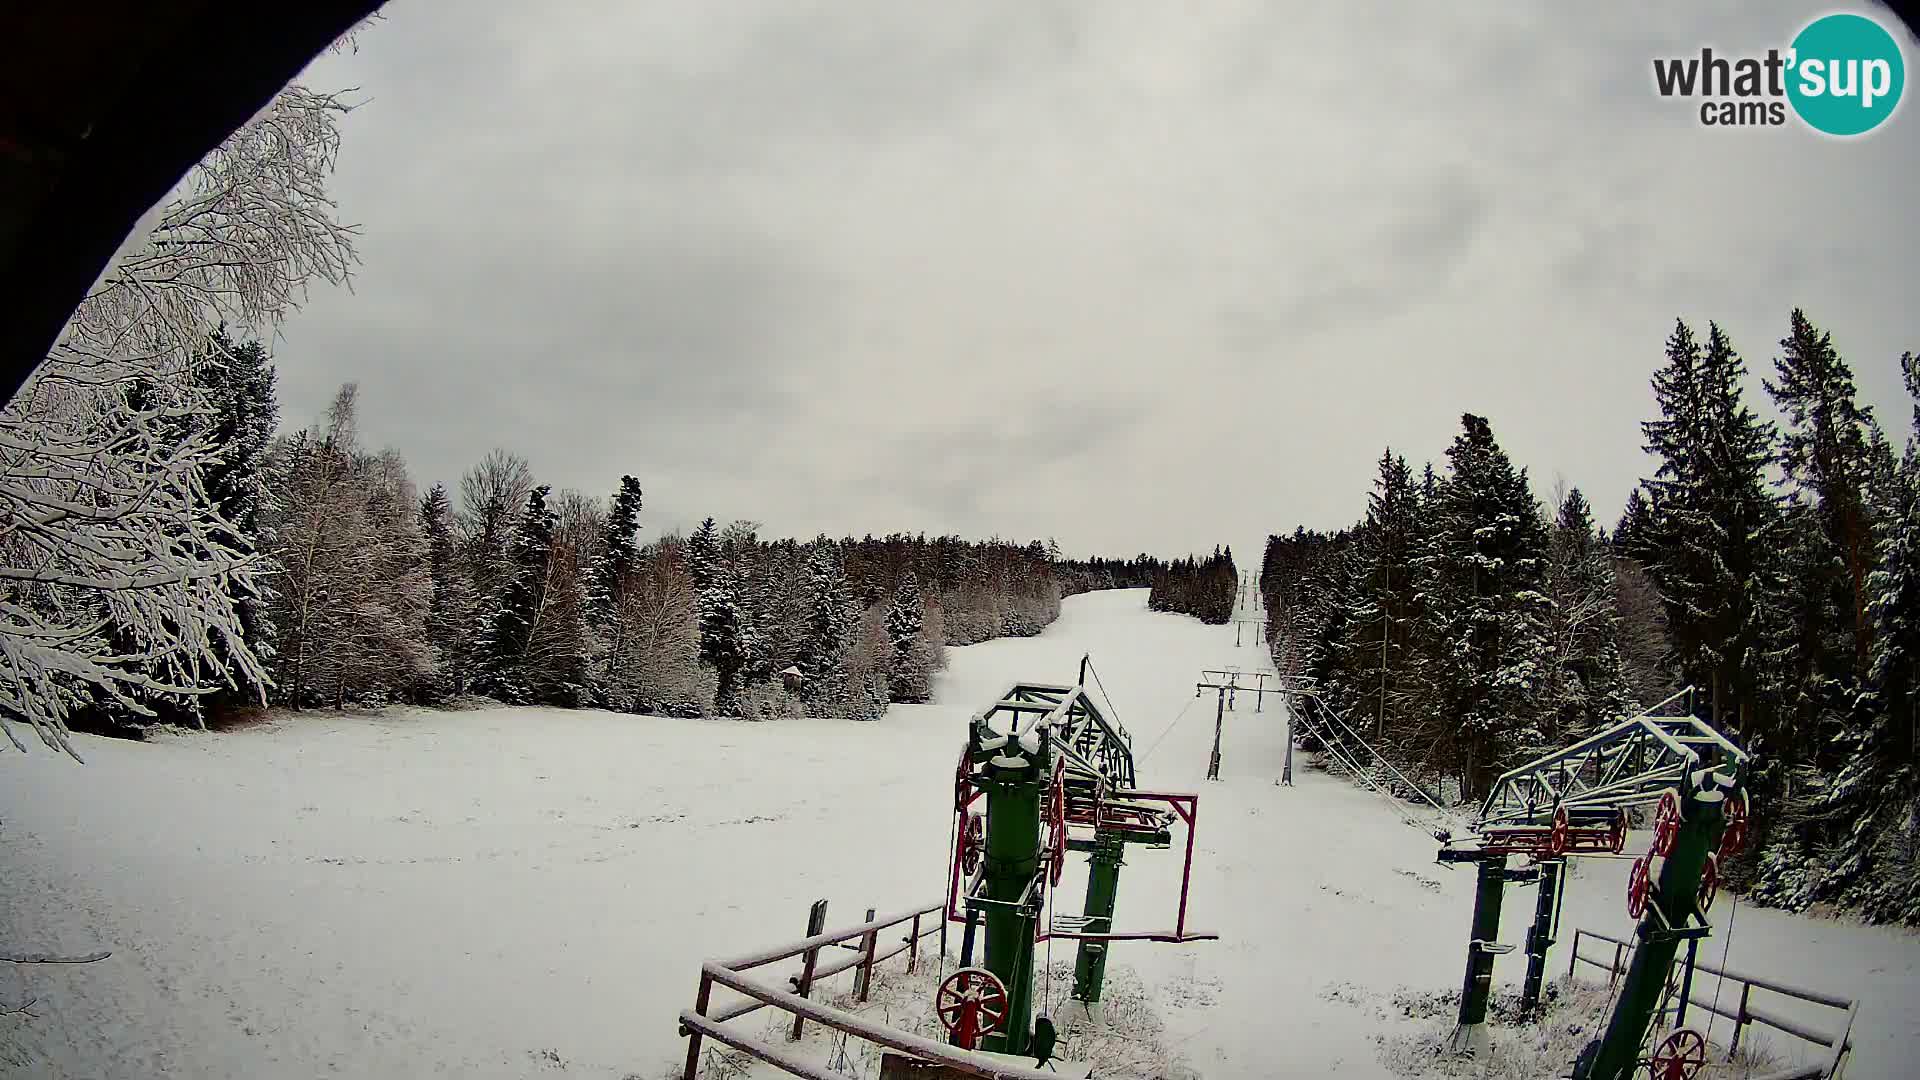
[{"left": 3, "top": 588, "right": 1916, "bottom": 1078}]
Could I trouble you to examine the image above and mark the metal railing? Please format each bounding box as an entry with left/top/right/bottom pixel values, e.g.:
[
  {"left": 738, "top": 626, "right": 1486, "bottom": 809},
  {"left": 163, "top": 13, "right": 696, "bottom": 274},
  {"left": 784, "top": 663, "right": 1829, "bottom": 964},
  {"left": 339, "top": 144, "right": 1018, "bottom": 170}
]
[
  {"left": 1567, "top": 927, "right": 1859, "bottom": 1079},
  {"left": 679, "top": 898, "right": 1057, "bottom": 1080}
]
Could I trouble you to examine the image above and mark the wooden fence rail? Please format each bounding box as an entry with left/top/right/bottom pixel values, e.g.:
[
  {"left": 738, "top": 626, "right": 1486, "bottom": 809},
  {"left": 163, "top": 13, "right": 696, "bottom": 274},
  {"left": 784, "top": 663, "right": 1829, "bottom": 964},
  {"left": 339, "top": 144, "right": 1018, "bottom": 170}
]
[
  {"left": 680, "top": 897, "right": 1049, "bottom": 1080},
  {"left": 1566, "top": 927, "right": 1858, "bottom": 1080}
]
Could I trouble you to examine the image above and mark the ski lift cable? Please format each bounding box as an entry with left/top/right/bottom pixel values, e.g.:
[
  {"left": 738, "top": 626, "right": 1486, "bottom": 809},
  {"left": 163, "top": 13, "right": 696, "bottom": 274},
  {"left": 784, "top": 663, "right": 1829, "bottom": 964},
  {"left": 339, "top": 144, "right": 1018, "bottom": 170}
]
[
  {"left": 1293, "top": 701, "right": 1444, "bottom": 837},
  {"left": 1295, "top": 695, "right": 1455, "bottom": 834},
  {"left": 1705, "top": 892, "right": 1740, "bottom": 1050},
  {"left": 1083, "top": 658, "right": 1127, "bottom": 738},
  {"left": 1137, "top": 694, "right": 1201, "bottom": 765},
  {"left": 1305, "top": 691, "right": 1453, "bottom": 818},
  {"left": 940, "top": 797, "right": 958, "bottom": 983}
]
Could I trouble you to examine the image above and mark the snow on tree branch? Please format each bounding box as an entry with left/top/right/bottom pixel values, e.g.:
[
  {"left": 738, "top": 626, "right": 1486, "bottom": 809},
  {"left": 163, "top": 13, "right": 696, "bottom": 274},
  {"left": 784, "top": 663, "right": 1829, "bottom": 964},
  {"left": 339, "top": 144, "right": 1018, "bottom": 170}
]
[{"left": 1, "top": 79, "right": 361, "bottom": 757}]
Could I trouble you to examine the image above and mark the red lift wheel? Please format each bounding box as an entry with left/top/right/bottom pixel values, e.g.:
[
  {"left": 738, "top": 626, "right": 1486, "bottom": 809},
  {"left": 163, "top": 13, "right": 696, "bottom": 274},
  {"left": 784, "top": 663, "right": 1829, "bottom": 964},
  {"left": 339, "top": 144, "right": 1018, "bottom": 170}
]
[
  {"left": 1719, "top": 791, "right": 1748, "bottom": 859},
  {"left": 955, "top": 747, "right": 972, "bottom": 812},
  {"left": 1549, "top": 806, "right": 1570, "bottom": 857},
  {"left": 1652, "top": 790, "right": 1682, "bottom": 857},
  {"left": 959, "top": 811, "right": 985, "bottom": 876},
  {"left": 1627, "top": 852, "right": 1654, "bottom": 919},
  {"left": 1697, "top": 852, "right": 1720, "bottom": 912},
  {"left": 936, "top": 967, "right": 1009, "bottom": 1050},
  {"left": 1609, "top": 810, "right": 1629, "bottom": 855},
  {"left": 1647, "top": 1027, "right": 1708, "bottom": 1080}
]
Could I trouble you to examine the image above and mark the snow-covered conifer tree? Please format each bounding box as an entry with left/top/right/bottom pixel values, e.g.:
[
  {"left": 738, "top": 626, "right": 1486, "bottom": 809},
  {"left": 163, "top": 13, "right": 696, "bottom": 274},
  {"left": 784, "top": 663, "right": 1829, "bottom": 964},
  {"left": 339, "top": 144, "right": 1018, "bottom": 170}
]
[
  {"left": 690, "top": 518, "right": 756, "bottom": 715},
  {"left": 886, "top": 571, "right": 930, "bottom": 702},
  {"left": 1541, "top": 487, "right": 1629, "bottom": 742},
  {"left": 1418, "top": 414, "right": 1551, "bottom": 797},
  {"left": 419, "top": 483, "right": 477, "bottom": 698},
  {"left": 796, "top": 541, "right": 854, "bottom": 715}
]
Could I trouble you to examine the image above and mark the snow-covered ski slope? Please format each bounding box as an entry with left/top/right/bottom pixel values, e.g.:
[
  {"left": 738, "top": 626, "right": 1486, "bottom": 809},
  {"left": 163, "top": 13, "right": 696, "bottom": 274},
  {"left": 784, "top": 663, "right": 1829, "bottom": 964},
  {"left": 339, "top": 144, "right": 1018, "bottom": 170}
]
[{"left": 2, "top": 589, "right": 1916, "bottom": 1079}]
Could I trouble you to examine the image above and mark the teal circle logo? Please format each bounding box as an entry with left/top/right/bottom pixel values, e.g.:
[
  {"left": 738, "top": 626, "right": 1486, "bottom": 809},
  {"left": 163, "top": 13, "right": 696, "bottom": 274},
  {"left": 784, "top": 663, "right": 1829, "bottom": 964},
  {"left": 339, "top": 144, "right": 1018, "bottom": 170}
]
[{"left": 1787, "top": 13, "right": 1905, "bottom": 136}]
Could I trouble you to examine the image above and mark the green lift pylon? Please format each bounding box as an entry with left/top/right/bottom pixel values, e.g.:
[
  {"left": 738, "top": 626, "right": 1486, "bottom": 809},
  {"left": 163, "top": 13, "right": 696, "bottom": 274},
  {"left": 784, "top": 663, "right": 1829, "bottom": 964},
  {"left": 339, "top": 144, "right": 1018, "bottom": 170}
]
[
  {"left": 1574, "top": 763, "right": 1738, "bottom": 1080},
  {"left": 1435, "top": 849, "right": 1537, "bottom": 1054},
  {"left": 974, "top": 740, "right": 1048, "bottom": 1054},
  {"left": 1069, "top": 829, "right": 1126, "bottom": 1005},
  {"left": 948, "top": 663, "right": 1214, "bottom": 1055},
  {"left": 1432, "top": 689, "right": 1749, "bottom": 1078}
]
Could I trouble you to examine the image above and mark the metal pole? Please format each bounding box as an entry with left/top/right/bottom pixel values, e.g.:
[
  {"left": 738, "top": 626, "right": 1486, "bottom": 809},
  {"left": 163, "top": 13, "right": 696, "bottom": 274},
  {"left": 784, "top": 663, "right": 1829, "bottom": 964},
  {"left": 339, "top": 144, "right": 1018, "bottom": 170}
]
[
  {"left": 1674, "top": 936, "right": 1699, "bottom": 1028},
  {"left": 1522, "top": 859, "right": 1562, "bottom": 1016},
  {"left": 959, "top": 906, "right": 979, "bottom": 967},
  {"left": 1281, "top": 699, "right": 1294, "bottom": 786},
  {"left": 980, "top": 764, "right": 1044, "bottom": 1055},
  {"left": 1578, "top": 779, "right": 1730, "bottom": 1080},
  {"left": 1071, "top": 831, "right": 1126, "bottom": 1006},
  {"left": 1448, "top": 854, "right": 1509, "bottom": 1057},
  {"left": 1378, "top": 561, "right": 1389, "bottom": 742},
  {"left": 1174, "top": 797, "right": 1197, "bottom": 937},
  {"left": 1208, "top": 688, "right": 1224, "bottom": 781}
]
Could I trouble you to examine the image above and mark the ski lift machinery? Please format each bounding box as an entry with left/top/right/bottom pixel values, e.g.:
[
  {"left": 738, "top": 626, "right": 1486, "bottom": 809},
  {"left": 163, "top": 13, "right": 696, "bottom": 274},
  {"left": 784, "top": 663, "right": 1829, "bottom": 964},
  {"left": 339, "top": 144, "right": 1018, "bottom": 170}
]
[
  {"left": 1433, "top": 688, "right": 1752, "bottom": 1080},
  {"left": 944, "top": 656, "right": 1216, "bottom": 1057}
]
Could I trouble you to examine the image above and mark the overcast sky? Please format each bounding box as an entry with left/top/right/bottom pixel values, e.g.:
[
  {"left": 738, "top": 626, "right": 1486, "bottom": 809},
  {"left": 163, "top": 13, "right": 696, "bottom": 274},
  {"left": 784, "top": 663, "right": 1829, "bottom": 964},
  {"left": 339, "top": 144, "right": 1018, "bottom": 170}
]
[{"left": 272, "top": 1, "right": 1919, "bottom": 563}]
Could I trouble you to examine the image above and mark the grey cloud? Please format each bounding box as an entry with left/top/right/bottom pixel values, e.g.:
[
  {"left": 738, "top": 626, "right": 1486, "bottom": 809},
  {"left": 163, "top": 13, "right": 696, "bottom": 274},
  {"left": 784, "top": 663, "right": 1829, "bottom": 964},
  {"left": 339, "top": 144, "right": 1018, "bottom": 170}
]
[
  {"left": 1221, "top": 173, "right": 1490, "bottom": 347},
  {"left": 269, "top": 0, "right": 1920, "bottom": 560}
]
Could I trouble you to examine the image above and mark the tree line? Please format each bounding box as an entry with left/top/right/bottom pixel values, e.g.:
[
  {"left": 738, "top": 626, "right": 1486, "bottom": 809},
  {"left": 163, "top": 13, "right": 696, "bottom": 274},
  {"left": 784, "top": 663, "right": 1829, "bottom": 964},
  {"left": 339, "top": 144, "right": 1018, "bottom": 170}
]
[
  {"left": 1148, "top": 547, "right": 1239, "bottom": 624},
  {"left": 1263, "top": 310, "right": 1919, "bottom": 925},
  {"left": 72, "top": 372, "right": 1181, "bottom": 730}
]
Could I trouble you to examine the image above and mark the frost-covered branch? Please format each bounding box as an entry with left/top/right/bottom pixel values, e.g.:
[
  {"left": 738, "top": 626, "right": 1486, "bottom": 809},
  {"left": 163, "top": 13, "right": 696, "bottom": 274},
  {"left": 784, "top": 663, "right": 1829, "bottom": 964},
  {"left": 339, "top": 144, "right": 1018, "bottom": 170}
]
[{"left": 2, "top": 77, "right": 361, "bottom": 757}]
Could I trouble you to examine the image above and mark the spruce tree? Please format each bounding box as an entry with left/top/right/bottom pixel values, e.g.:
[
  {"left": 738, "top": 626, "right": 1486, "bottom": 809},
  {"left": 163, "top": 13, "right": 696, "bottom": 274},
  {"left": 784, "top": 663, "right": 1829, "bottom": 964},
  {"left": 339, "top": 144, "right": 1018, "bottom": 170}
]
[
  {"left": 470, "top": 485, "right": 589, "bottom": 706},
  {"left": 590, "top": 476, "right": 643, "bottom": 704},
  {"left": 1543, "top": 487, "right": 1630, "bottom": 742},
  {"left": 1637, "top": 320, "right": 1780, "bottom": 733},
  {"left": 597, "top": 476, "right": 644, "bottom": 609},
  {"left": 887, "top": 571, "right": 929, "bottom": 702},
  {"left": 1336, "top": 448, "right": 1419, "bottom": 742},
  {"left": 797, "top": 541, "right": 854, "bottom": 714},
  {"left": 690, "top": 518, "right": 755, "bottom": 715},
  {"left": 1614, "top": 487, "right": 1656, "bottom": 563},
  {"left": 191, "top": 329, "right": 281, "bottom": 710},
  {"left": 688, "top": 517, "right": 720, "bottom": 591},
  {"left": 1813, "top": 352, "right": 1920, "bottom": 921},
  {"left": 1767, "top": 310, "right": 1879, "bottom": 676},
  {"left": 1418, "top": 414, "right": 1551, "bottom": 798},
  {"left": 419, "top": 483, "right": 478, "bottom": 698},
  {"left": 475, "top": 487, "right": 555, "bottom": 704}
]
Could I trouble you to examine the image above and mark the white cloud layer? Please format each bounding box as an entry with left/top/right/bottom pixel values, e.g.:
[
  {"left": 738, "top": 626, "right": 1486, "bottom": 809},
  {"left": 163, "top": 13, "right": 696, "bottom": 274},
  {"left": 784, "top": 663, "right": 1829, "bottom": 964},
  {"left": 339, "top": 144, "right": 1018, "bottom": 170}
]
[{"left": 273, "top": 1, "right": 1920, "bottom": 559}]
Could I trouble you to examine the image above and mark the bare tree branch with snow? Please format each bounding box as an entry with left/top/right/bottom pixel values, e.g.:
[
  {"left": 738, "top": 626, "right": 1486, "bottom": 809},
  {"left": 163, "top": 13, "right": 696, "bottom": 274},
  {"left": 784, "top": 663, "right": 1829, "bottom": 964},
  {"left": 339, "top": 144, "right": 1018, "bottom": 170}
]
[{"left": 1, "top": 79, "right": 362, "bottom": 757}]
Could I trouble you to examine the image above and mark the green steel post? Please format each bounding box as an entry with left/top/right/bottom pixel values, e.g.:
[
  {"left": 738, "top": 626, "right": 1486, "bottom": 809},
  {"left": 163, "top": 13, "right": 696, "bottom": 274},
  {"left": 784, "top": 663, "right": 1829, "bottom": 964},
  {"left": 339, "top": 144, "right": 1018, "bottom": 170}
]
[
  {"left": 1579, "top": 783, "right": 1727, "bottom": 1080},
  {"left": 1208, "top": 688, "right": 1224, "bottom": 780},
  {"left": 981, "top": 765, "right": 1043, "bottom": 1056},
  {"left": 1448, "top": 854, "right": 1509, "bottom": 1056},
  {"left": 1070, "top": 830, "right": 1126, "bottom": 1004},
  {"left": 1521, "top": 859, "right": 1562, "bottom": 1016}
]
